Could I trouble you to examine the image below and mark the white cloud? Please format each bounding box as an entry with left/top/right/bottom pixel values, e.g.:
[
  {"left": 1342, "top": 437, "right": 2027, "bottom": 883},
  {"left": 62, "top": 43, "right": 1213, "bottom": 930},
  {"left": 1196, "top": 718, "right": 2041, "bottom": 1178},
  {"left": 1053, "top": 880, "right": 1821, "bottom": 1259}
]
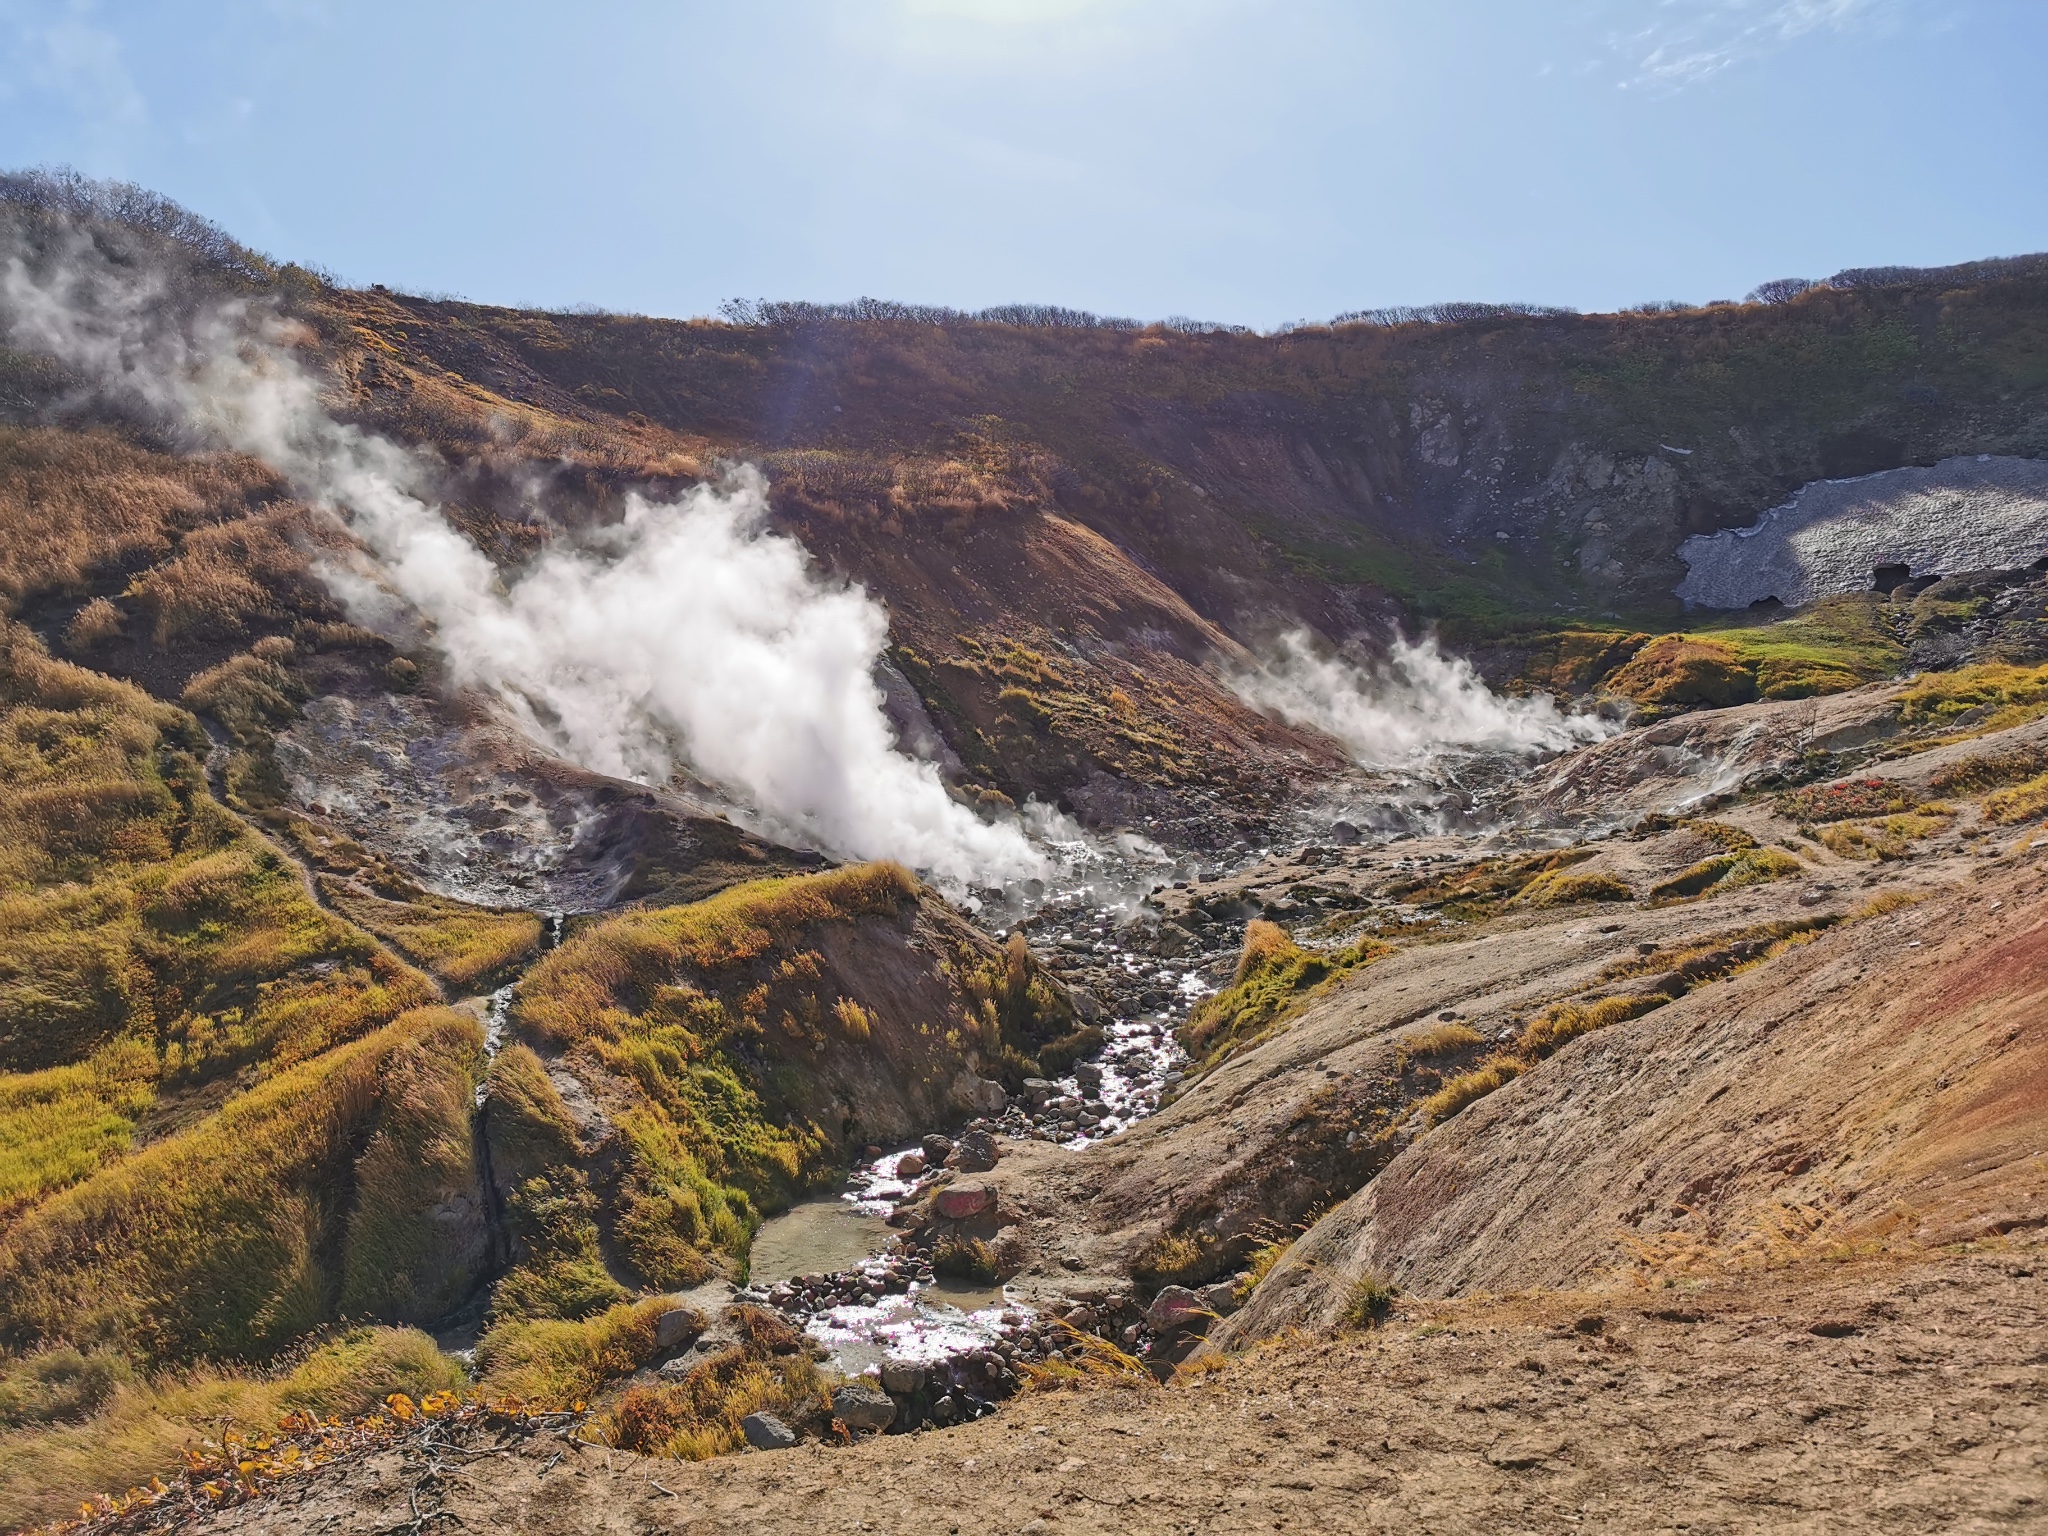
[{"left": 1612, "top": 0, "right": 1904, "bottom": 91}]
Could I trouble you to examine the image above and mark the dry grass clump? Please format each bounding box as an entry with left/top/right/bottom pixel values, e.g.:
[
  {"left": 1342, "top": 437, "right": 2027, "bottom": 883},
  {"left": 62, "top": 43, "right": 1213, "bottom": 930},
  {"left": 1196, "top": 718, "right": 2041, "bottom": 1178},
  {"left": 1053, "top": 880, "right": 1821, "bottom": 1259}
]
[
  {"left": 474, "top": 1295, "right": 685, "bottom": 1406},
  {"left": 1420, "top": 1059, "right": 1524, "bottom": 1127},
  {"left": 0, "top": 427, "right": 283, "bottom": 616},
  {"left": 0, "top": 1009, "right": 483, "bottom": 1363},
  {"left": 62, "top": 597, "right": 123, "bottom": 651},
  {"left": 601, "top": 1324, "right": 827, "bottom": 1460},
  {"left": 1929, "top": 745, "right": 2048, "bottom": 795},
  {"left": 1517, "top": 868, "right": 1633, "bottom": 907},
  {"left": 1135, "top": 1229, "right": 1217, "bottom": 1287},
  {"left": 1021, "top": 1329, "right": 1153, "bottom": 1393},
  {"left": 1604, "top": 635, "right": 1757, "bottom": 712},
  {"left": 1386, "top": 847, "right": 1595, "bottom": 914},
  {"left": 1394, "top": 1021, "right": 1483, "bottom": 1071},
  {"left": 1337, "top": 1274, "right": 1400, "bottom": 1330},
  {"left": 1813, "top": 810, "right": 1953, "bottom": 860},
  {"left": 0, "top": 1326, "right": 461, "bottom": 1532},
  {"left": 1423, "top": 994, "right": 1663, "bottom": 1129},
  {"left": 1181, "top": 921, "right": 1391, "bottom": 1066},
  {"left": 1897, "top": 660, "right": 2048, "bottom": 736},
  {"left": 1597, "top": 919, "right": 1834, "bottom": 992},
  {"left": 1774, "top": 778, "right": 1918, "bottom": 822},
  {"left": 1649, "top": 846, "right": 1801, "bottom": 902},
  {"left": 1983, "top": 774, "right": 2048, "bottom": 825},
  {"left": 931, "top": 1235, "right": 999, "bottom": 1283}
]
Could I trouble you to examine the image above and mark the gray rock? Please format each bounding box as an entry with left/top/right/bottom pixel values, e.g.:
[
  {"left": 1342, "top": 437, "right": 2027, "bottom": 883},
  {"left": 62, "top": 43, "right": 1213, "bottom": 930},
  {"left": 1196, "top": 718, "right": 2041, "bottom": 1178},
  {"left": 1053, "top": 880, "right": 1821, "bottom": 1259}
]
[
  {"left": 652, "top": 1306, "right": 702, "bottom": 1351},
  {"left": 948, "top": 1128, "right": 999, "bottom": 1173},
  {"left": 740, "top": 1412, "right": 796, "bottom": 1450},
  {"left": 880, "top": 1358, "right": 927, "bottom": 1394},
  {"left": 1145, "top": 1284, "right": 1210, "bottom": 1331},
  {"left": 1200, "top": 1281, "right": 1240, "bottom": 1316},
  {"left": 1330, "top": 820, "right": 1361, "bottom": 846},
  {"left": 831, "top": 1385, "right": 896, "bottom": 1431}
]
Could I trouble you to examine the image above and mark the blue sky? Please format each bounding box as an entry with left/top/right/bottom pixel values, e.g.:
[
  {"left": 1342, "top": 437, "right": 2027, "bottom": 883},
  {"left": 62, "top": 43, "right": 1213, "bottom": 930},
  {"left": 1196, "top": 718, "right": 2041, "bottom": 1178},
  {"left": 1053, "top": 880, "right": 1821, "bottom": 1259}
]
[{"left": 2, "top": 0, "right": 2042, "bottom": 328}]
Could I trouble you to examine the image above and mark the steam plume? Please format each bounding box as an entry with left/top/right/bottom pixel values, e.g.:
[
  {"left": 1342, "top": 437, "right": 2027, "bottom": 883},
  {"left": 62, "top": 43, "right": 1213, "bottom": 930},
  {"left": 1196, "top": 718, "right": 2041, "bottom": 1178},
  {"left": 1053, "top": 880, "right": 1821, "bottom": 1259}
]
[
  {"left": 1233, "top": 630, "right": 1612, "bottom": 769},
  {"left": 0, "top": 226, "right": 1042, "bottom": 886}
]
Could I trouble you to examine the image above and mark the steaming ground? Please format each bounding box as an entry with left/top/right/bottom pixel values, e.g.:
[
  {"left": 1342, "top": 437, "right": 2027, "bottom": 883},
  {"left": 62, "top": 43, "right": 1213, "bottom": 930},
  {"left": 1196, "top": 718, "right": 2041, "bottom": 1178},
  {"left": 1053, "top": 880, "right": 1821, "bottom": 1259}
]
[
  {"left": 0, "top": 227, "right": 1609, "bottom": 900},
  {"left": 1233, "top": 629, "right": 1614, "bottom": 770},
  {"left": 0, "top": 230, "right": 1041, "bottom": 887}
]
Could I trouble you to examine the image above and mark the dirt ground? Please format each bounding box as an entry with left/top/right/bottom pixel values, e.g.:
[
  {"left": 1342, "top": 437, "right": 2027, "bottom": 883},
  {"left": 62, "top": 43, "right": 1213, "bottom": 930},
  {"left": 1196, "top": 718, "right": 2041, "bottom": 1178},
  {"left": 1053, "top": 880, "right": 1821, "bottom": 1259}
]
[{"left": 179, "top": 1247, "right": 2044, "bottom": 1535}]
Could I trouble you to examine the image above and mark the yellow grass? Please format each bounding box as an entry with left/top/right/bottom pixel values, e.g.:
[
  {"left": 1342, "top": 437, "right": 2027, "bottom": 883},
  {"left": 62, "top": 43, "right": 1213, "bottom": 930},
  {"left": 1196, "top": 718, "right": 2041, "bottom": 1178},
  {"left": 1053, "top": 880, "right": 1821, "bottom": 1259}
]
[
  {"left": 0, "top": 1009, "right": 483, "bottom": 1363},
  {"left": 0, "top": 1328, "right": 461, "bottom": 1532}
]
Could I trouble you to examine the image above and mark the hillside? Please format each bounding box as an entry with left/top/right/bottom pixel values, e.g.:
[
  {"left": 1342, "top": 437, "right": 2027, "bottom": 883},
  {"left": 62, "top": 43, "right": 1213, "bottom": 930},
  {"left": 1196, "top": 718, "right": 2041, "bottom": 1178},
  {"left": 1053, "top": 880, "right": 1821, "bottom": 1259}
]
[{"left": 0, "top": 174, "right": 2044, "bottom": 1531}]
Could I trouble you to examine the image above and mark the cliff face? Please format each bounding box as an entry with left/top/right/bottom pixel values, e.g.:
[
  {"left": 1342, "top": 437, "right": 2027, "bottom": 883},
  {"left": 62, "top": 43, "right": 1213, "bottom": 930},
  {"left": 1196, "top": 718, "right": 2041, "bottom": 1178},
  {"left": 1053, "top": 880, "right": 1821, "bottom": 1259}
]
[{"left": 315, "top": 262, "right": 2048, "bottom": 633}]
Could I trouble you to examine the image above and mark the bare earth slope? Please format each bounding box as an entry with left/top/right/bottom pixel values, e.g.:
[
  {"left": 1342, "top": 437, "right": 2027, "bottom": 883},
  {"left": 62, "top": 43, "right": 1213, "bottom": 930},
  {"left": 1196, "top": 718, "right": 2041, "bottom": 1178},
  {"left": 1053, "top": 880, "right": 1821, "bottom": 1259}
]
[{"left": 172, "top": 1250, "right": 2046, "bottom": 1535}]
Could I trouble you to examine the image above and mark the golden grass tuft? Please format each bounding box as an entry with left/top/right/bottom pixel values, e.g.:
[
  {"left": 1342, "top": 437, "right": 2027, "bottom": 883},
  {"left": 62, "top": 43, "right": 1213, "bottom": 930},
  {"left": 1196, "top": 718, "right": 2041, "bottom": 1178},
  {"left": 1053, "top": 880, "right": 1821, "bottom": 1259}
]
[
  {"left": 0, "top": 1326, "right": 461, "bottom": 1532},
  {"left": 1983, "top": 773, "right": 2048, "bottom": 825},
  {"left": 1394, "top": 1021, "right": 1483, "bottom": 1071},
  {"left": 1649, "top": 846, "right": 1801, "bottom": 902},
  {"left": 1517, "top": 868, "right": 1633, "bottom": 907},
  {"left": 1181, "top": 922, "right": 1391, "bottom": 1066},
  {"left": 1604, "top": 635, "right": 1756, "bottom": 711},
  {"left": 1897, "top": 660, "right": 2048, "bottom": 736},
  {"left": 474, "top": 1295, "right": 680, "bottom": 1406}
]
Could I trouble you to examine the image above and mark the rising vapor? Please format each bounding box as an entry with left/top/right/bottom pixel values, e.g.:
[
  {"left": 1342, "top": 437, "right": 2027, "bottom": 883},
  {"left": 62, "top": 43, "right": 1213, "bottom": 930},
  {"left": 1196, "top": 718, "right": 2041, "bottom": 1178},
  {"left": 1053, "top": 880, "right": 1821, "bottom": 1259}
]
[
  {"left": 1233, "top": 630, "right": 1612, "bottom": 769},
  {"left": 0, "top": 226, "right": 1044, "bottom": 887}
]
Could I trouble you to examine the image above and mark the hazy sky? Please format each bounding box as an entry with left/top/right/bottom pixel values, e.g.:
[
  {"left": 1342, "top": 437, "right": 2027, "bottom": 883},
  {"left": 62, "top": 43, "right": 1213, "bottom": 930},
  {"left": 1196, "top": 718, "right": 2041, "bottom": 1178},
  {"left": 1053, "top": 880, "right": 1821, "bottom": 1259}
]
[{"left": 2, "top": 1, "right": 2042, "bottom": 328}]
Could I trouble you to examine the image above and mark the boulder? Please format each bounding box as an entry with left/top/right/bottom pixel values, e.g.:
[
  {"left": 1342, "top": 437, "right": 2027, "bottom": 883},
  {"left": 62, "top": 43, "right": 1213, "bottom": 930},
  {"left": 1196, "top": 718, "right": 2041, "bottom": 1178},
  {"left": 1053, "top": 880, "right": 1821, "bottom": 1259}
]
[
  {"left": 880, "top": 1358, "right": 927, "bottom": 1394},
  {"left": 653, "top": 1306, "right": 703, "bottom": 1351},
  {"left": 740, "top": 1412, "right": 797, "bottom": 1450},
  {"left": 831, "top": 1385, "right": 896, "bottom": 1431},
  {"left": 948, "top": 1128, "right": 999, "bottom": 1172},
  {"left": 950, "top": 1071, "right": 1008, "bottom": 1116},
  {"left": 1145, "top": 1285, "right": 1210, "bottom": 1331},
  {"left": 894, "top": 1151, "right": 926, "bottom": 1179},
  {"left": 1330, "top": 820, "right": 1361, "bottom": 845},
  {"left": 1200, "top": 1281, "right": 1240, "bottom": 1316},
  {"left": 933, "top": 1184, "right": 996, "bottom": 1220},
  {"left": 920, "top": 1134, "right": 955, "bottom": 1165},
  {"left": 1021, "top": 1078, "right": 1057, "bottom": 1105}
]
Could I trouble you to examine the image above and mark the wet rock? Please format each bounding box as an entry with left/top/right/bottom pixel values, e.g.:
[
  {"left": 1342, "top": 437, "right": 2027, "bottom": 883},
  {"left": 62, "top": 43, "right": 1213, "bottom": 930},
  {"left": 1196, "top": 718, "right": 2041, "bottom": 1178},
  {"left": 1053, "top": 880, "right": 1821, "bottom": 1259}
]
[
  {"left": 931, "top": 1394, "right": 958, "bottom": 1424},
  {"left": 894, "top": 1151, "right": 926, "bottom": 1179},
  {"left": 741, "top": 1412, "right": 797, "bottom": 1450},
  {"left": 1145, "top": 1285, "right": 1210, "bottom": 1331},
  {"left": 831, "top": 1385, "right": 897, "bottom": 1431},
  {"left": 934, "top": 1184, "right": 996, "bottom": 1220}
]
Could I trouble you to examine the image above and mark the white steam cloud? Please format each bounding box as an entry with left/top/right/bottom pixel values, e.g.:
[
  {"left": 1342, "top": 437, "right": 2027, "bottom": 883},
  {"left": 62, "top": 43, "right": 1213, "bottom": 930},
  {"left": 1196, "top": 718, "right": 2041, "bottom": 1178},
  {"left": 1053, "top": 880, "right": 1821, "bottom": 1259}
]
[
  {"left": 1233, "top": 630, "right": 1613, "bottom": 769},
  {"left": 0, "top": 231, "right": 1043, "bottom": 887}
]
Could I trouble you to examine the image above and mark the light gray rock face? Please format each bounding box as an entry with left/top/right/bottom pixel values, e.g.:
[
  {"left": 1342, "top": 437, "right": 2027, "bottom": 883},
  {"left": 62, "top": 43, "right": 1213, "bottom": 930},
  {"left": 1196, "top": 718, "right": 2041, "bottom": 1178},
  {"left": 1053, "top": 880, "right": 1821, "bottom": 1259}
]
[
  {"left": 740, "top": 1412, "right": 797, "bottom": 1450},
  {"left": 1676, "top": 455, "right": 2048, "bottom": 609},
  {"left": 830, "top": 1385, "right": 896, "bottom": 1430}
]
